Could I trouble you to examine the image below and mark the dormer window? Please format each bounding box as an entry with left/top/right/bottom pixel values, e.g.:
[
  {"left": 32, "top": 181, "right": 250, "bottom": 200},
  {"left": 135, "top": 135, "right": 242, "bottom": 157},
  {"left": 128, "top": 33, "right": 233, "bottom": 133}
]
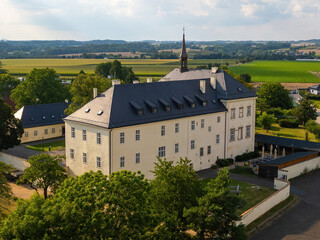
[
  {"left": 130, "top": 101, "right": 143, "bottom": 115},
  {"left": 145, "top": 100, "right": 158, "bottom": 113},
  {"left": 85, "top": 108, "right": 90, "bottom": 113},
  {"left": 195, "top": 94, "right": 207, "bottom": 106},
  {"left": 42, "top": 116, "right": 46, "bottom": 120},
  {"left": 171, "top": 97, "right": 184, "bottom": 109},
  {"left": 183, "top": 96, "right": 195, "bottom": 108},
  {"left": 97, "top": 110, "right": 103, "bottom": 115},
  {"left": 158, "top": 98, "right": 171, "bottom": 111}
]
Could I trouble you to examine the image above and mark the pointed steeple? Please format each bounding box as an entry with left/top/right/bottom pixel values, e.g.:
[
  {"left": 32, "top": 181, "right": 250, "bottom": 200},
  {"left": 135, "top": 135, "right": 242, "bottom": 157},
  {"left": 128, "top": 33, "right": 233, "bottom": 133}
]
[{"left": 180, "top": 28, "right": 188, "bottom": 72}]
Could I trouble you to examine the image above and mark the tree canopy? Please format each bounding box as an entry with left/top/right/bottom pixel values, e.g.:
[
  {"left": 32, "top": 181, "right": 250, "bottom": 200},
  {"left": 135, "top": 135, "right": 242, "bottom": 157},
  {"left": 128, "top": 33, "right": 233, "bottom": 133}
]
[
  {"left": 0, "top": 162, "right": 13, "bottom": 216},
  {"left": 257, "top": 82, "right": 293, "bottom": 110},
  {"left": 10, "top": 68, "right": 71, "bottom": 109},
  {"left": 95, "top": 60, "right": 139, "bottom": 83},
  {"left": 65, "top": 73, "right": 111, "bottom": 114},
  {"left": 294, "top": 97, "right": 317, "bottom": 125},
  {"left": 18, "top": 153, "right": 66, "bottom": 199},
  {"left": 0, "top": 98, "right": 24, "bottom": 150},
  {"left": 0, "top": 74, "right": 19, "bottom": 98},
  {"left": 0, "top": 61, "right": 8, "bottom": 74}
]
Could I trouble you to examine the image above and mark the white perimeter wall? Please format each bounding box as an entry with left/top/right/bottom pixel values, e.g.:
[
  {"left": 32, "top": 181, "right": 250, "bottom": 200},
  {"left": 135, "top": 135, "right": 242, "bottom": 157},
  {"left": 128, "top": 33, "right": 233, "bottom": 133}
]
[
  {"left": 0, "top": 152, "right": 29, "bottom": 170},
  {"left": 281, "top": 156, "right": 320, "bottom": 180},
  {"left": 238, "top": 178, "right": 290, "bottom": 226}
]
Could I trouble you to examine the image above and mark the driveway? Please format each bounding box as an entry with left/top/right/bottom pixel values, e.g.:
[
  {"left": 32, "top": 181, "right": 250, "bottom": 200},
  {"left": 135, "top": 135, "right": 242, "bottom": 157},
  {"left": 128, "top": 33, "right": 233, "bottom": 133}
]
[{"left": 251, "top": 169, "right": 320, "bottom": 240}]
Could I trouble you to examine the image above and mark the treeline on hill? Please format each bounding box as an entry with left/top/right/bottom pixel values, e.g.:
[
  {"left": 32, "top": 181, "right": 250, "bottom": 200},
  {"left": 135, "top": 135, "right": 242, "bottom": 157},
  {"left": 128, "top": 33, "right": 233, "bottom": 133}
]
[{"left": 0, "top": 39, "right": 319, "bottom": 60}]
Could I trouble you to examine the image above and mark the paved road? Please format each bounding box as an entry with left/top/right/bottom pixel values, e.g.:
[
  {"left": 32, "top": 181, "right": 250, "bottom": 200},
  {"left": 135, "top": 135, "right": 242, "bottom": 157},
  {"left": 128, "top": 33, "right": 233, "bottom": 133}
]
[{"left": 251, "top": 169, "right": 320, "bottom": 240}]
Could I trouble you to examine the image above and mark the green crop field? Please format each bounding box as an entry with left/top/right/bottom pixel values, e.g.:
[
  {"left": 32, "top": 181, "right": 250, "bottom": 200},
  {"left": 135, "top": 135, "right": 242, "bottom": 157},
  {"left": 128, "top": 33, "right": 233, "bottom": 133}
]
[
  {"left": 230, "top": 60, "right": 320, "bottom": 83},
  {"left": 0, "top": 58, "right": 237, "bottom": 78}
]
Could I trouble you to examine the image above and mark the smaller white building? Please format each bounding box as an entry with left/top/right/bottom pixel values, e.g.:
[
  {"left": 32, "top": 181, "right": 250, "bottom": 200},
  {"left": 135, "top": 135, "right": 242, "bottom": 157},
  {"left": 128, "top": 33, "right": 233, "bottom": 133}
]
[{"left": 309, "top": 84, "right": 320, "bottom": 95}]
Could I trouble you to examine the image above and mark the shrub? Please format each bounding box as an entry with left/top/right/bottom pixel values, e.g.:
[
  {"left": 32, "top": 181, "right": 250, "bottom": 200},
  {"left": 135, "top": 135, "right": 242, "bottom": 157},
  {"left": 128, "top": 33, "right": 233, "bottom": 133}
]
[
  {"left": 235, "top": 150, "right": 260, "bottom": 162},
  {"left": 216, "top": 158, "right": 234, "bottom": 167},
  {"left": 278, "top": 119, "right": 299, "bottom": 128}
]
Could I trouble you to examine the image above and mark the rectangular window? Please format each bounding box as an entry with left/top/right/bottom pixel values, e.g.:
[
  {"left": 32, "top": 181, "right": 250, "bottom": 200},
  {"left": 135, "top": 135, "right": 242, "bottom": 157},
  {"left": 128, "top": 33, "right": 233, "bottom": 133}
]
[
  {"left": 44, "top": 129, "right": 48, "bottom": 135},
  {"left": 120, "top": 132, "right": 125, "bottom": 143},
  {"left": 175, "top": 143, "right": 179, "bottom": 153},
  {"left": 70, "top": 149, "right": 74, "bottom": 159},
  {"left": 238, "top": 127, "right": 243, "bottom": 140},
  {"left": 25, "top": 132, "right": 28, "bottom": 138},
  {"left": 82, "top": 130, "right": 86, "bottom": 141},
  {"left": 231, "top": 108, "right": 236, "bottom": 119},
  {"left": 230, "top": 129, "right": 235, "bottom": 142},
  {"left": 175, "top": 123, "right": 179, "bottom": 133},
  {"left": 136, "top": 130, "right": 140, "bottom": 141},
  {"left": 97, "top": 133, "right": 101, "bottom": 144},
  {"left": 161, "top": 126, "right": 165, "bottom": 136},
  {"left": 97, "top": 157, "right": 101, "bottom": 168},
  {"left": 191, "top": 120, "right": 195, "bottom": 130},
  {"left": 120, "top": 156, "right": 125, "bottom": 167},
  {"left": 216, "top": 134, "right": 220, "bottom": 144},
  {"left": 71, "top": 127, "right": 75, "bottom": 138},
  {"left": 217, "top": 116, "right": 221, "bottom": 123},
  {"left": 191, "top": 140, "right": 195, "bottom": 150},
  {"left": 158, "top": 146, "right": 166, "bottom": 157},
  {"left": 52, "top": 128, "right": 55, "bottom": 134},
  {"left": 83, "top": 153, "right": 87, "bottom": 163},
  {"left": 246, "top": 125, "right": 251, "bottom": 138},
  {"left": 208, "top": 126, "right": 211, "bottom": 132},
  {"left": 207, "top": 146, "right": 211, "bottom": 155},
  {"left": 201, "top": 119, "right": 205, "bottom": 128},
  {"left": 200, "top": 147, "right": 204, "bottom": 156},
  {"left": 34, "top": 130, "right": 38, "bottom": 136},
  {"left": 239, "top": 107, "right": 244, "bottom": 118},
  {"left": 136, "top": 153, "right": 140, "bottom": 163},
  {"left": 247, "top": 106, "right": 251, "bottom": 117}
]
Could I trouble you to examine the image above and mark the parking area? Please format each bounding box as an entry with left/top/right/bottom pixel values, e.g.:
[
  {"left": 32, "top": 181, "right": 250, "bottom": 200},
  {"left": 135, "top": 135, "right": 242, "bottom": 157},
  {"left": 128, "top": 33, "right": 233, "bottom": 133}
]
[{"left": 251, "top": 169, "right": 320, "bottom": 240}]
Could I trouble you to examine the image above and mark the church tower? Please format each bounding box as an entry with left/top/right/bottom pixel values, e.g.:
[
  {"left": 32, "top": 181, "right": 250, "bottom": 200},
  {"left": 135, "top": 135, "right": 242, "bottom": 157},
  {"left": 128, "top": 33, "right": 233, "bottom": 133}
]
[{"left": 179, "top": 29, "right": 188, "bottom": 72}]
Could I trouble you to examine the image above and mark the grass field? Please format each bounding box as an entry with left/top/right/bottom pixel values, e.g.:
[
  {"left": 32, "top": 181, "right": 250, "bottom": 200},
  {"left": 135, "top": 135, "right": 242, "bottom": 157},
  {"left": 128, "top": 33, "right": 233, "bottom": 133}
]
[
  {"left": 26, "top": 140, "right": 65, "bottom": 152},
  {"left": 256, "top": 124, "right": 318, "bottom": 142},
  {"left": 230, "top": 60, "right": 320, "bottom": 83},
  {"left": 1, "top": 59, "right": 237, "bottom": 77}
]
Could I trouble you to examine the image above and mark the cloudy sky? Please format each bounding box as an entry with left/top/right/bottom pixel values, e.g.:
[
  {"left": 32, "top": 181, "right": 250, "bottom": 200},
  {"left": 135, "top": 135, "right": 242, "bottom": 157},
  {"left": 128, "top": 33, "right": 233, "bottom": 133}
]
[{"left": 1, "top": 0, "right": 320, "bottom": 41}]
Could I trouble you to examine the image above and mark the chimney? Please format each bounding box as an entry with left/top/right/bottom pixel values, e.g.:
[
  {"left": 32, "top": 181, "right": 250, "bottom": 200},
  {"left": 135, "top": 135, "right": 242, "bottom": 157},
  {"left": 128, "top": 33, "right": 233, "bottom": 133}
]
[
  {"left": 147, "top": 78, "right": 153, "bottom": 83},
  {"left": 112, "top": 80, "right": 121, "bottom": 86},
  {"left": 200, "top": 80, "right": 206, "bottom": 94},
  {"left": 211, "top": 67, "right": 218, "bottom": 73},
  {"left": 210, "top": 75, "right": 216, "bottom": 89},
  {"left": 93, "top": 88, "right": 97, "bottom": 98},
  {"left": 132, "top": 80, "right": 139, "bottom": 84}
]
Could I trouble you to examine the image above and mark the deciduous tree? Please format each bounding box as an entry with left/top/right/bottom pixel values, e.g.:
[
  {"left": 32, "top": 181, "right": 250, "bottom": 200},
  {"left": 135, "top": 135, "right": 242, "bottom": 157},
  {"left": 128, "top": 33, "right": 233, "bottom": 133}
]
[
  {"left": 18, "top": 153, "right": 66, "bottom": 199},
  {"left": 0, "top": 162, "right": 13, "bottom": 215},
  {"left": 257, "top": 82, "right": 293, "bottom": 109},
  {"left": 0, "top": 74, "right": 19, "bottom": 98},
  {"left": 184, "top": 168, "right": 247, "bottom": 240},
  {"left": 294, "top": 97, "right": 317, "bottom": 125},
  {"left": 0, "top": 98, "right": 24, "bottom": 150},
  {"left": 65, "top": 73, "right": 111, "bottom": 114},
  {"left": 11, "top": 68, "right": 70, "bottom": 109}
]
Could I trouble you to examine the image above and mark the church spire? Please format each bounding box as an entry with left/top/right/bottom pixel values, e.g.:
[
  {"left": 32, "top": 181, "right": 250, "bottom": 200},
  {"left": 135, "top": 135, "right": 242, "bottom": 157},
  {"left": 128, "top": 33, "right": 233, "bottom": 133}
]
[{"left": 180, "top": 28, "right": 188, "bottom": 72}]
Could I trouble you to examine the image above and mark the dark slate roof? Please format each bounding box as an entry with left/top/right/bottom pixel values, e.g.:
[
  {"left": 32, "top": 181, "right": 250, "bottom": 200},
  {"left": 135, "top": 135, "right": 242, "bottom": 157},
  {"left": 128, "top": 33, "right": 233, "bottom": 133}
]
[
  {"left": 259, "top": 151, "right": 317, "bottom": 166},
  {"left": 65, "top": 79, "right": 228, "bottom": 129},
  {"left": 15, "top": 102, "right": 70, "bottom": 128},
  {"left": 256, "top": 134, "right": 320, "bottom": 152},
  {"left": 309, "top": 84, "right": 320, "bottom": 90}
]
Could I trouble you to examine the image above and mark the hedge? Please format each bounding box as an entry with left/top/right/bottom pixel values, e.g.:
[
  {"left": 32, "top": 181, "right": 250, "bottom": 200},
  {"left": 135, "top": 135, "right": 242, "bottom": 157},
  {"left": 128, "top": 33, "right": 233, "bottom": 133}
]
[
  {"left": 278, "top": 118, "right": 299, "bottom": 128},
  {"left": 216, "top": 158, "right": 234, "bottom": 167},
  {"left": 235, "top": 150, "right": 260, "bottom": 162}
]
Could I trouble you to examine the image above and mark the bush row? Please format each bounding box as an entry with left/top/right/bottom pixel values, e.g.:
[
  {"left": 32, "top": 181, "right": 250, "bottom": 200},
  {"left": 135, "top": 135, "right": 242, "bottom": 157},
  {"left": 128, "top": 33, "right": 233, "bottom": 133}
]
[
  {"left": 235, "top": 150, "right": 260, "bottom": 162},
  {"left": 278, "top": 118, "right": 300, "bottom": 128},
  {"left": 216, "top": 158, "right": 234, "bottom": 167}
]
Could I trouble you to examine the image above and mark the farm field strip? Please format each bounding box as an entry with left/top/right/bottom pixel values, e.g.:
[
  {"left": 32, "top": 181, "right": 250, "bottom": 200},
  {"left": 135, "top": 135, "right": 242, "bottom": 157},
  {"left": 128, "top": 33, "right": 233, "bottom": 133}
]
[{"left": 230, "top": 60, "right": 320, "bottom": 83}]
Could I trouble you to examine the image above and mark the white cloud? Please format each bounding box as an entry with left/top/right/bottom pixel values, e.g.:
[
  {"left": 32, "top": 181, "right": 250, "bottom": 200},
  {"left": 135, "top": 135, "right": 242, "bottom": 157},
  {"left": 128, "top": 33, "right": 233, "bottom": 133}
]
[{"left": 241, "top": 3, "right": 259, "bottom": 17}]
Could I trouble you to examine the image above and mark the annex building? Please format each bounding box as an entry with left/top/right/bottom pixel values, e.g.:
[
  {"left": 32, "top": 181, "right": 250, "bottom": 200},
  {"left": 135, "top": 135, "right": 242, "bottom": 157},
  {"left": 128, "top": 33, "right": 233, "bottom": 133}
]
[
  {"left": 64, "top": 34, "right": 257, "bottom": 179},
  {"left": 15, "top": 102, "right": 69, "bottom": 143}
]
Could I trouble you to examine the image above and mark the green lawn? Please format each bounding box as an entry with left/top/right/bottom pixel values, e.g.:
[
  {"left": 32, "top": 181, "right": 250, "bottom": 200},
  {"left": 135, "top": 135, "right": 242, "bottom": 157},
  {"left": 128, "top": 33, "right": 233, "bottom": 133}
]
[
  {"left": 230, "top": 60, "right": 320, "bottom": 83},
  {"left": 256, "top": 123, "right": 318, "bottom": 142},
  {"left": 230, "top": 166, "right": 257, "bottom": 178},
  {"left": 202, "top": 178, "right": 276, "bottom": 215},
  {"left": 26, "top": 140, "right": 65, "bottom": 152},
  {"left": 310, "top": 99, "right": 320, "bottom": 108}
]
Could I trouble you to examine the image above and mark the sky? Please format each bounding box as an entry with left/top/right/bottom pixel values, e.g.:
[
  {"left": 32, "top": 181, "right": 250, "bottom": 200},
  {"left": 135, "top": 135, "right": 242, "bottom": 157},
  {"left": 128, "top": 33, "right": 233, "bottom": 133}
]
[{"left": 0, "top": 0, "right": 320, "bottom": 41}]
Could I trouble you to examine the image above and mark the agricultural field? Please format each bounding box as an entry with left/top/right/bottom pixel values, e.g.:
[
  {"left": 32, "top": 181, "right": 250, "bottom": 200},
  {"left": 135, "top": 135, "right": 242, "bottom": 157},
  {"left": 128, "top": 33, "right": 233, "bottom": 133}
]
[
  {"left": 230, "top": 60, "right": 320, "bottom": 83},
  {"left": 1, "top": 58, "right": 237, "bottom": 78}
]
